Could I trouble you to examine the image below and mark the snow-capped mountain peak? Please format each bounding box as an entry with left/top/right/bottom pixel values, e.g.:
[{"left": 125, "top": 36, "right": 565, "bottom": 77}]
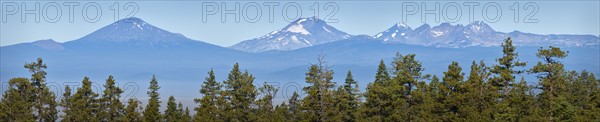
[
  {"left": 76, "top": 17, "right": 187, "bottom": 43},
  {"left": 72, "top": 17, "right": 187, "bottom": 43},
  {"left": 63, "top": 17, "right": 214, "bottom": 49},
  {"left": 230, "top": 17, "right": 351, "bottom": 53},
  {"left": 465, "top": 21, "right": 494, "bottom": 34},
  {"left": 373, "top": 22, "right": 413, "bottom": 41},
  {"left": 396, "top": 22, "right": 409, "bottom": 28},
  {"left": 373, "top": 21, "right": 599, "bottom": 47}
]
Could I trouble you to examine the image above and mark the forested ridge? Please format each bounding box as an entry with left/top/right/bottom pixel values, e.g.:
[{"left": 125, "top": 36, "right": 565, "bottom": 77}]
[{"left": 1, "top": 37, "right": 599, "bottom": 122}]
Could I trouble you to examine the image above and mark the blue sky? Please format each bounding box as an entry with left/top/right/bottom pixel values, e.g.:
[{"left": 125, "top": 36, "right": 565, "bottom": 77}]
[{"left": 1, "top": 0, "right": 599, "bottom": 47}]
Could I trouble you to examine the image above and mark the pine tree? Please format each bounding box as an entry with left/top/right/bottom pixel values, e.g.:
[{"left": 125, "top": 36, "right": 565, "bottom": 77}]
[
  {"left": 60, "top": 85, "right": 75, "bottom": 122},
  {"left": 287, "top": 92, "right": 301, "bottom": 121},
  {"left": 427, "top": 75, "right": 445, "bottom": 121},
  {"left": 333, "top": 70, "right": 359, "bottom": 122},
  {"left": 301, "top": 55, "right": 336, "bottom": 122},
  {"left": 256, "top": 82, "right": 278, "bottom": 121},
  {"left": 0, "top": 78, "right": 35, "bottom": 121},
  {"left": 273, "top": 102, "right": 290, "bottom": 121},
  {"left": 99, "top": 75, "right": 125, "bottom": 121},
  {"left": 222, "top": 63, "right": 257, "bottom": 121},
  {"left": 143, "top": 75, "right": 162, "bottom": 122},
  {"left": 530, "top": 46, "right": 574, "bottom": 121},
  {"left": 164, "top": 96, "right": 181, "bottom": 122},
  {"left": 389, "top": 53, "right": 427, "bottom": 121},
  {"left": 180, "top": 106, "right": 192, "bottom": 122},
  {"left": 490, "top": 38, "right": 526, "bottom": 121},
  {"left": 441, "top": 61, "right": 465, "bottom": 121},
  {"left": 490, "top": 37, "right": 527, "bottom": 95},
  {"left": 462, "top": 61, "right": 493, "bottom": 121},
  {"left": 195, "top": 69, "right": 222, "bottom": 121},
  {"left": 507, "top": 77, "right": 539, "bottom": 121},
  {"left": 362, "top": 59, "right": 392, "bottom": 121},
  {"left": 24, "top": 57, "right": 58, "bottom": 121},
  {"left": 410, "top": 79, "right": 436, "bottom": 121},
  {"left": 70, "top": 77, "right": 100, "bottom": 121},
  {"left": 123, "top": 98, "right": 142, "bottom": 122},
  {"left": 567, "top": 70, "right": 600, "bottom": 121}
]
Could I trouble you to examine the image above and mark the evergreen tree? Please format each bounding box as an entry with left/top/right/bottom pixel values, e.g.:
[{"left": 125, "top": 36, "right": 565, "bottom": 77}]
[
  {"left": 530, "top": 46, "right": 574, "bottom": 121},
  {"left": 99, "top": 75, "right": 125, "bottom": 121},
  {"left": 0, "top": 78, "right": 35, "bottom": 121},
  {"left": 389, "top": 53, "right": 427, "bottom": 121},
  {"left": 123, "top": 98, "right": 142, "bottom": 122},
  {"left": 70, "top": 77, "right": 100, "bottom": 121},
  {"left": 273, "top": 103, "right": 290, "bottom": 121},
  {"left": 440, "top": 61, "right": 465, "bottom": 121},
  {"left": 410, "top": 78, "right": 436, "bottom": 121},
  {"left": 506, "top": 77, "right": 539, "bottom": 121},
  {"left": 164, "top": 96, "right": 181, "bottom": 122},
  {"left": 143, "top": 75, "right": 162, "bottom": 122},
  {"left": 567, "top": 70, "right": 600, "bottom": 121},
  {"left": 490, "top": 38, "right": 527, "bottom": 121},
  {"left": 287, "top": 92, "right": 301, "bottom": 121},
  {"left": 222, "top": 63, "right": 257, "bottom": 121},
  {"left": 24, "top": 57, "right": 58, "bottom": 121},
  {"left": 333, "top": 71, "right": 359, "bottom": 122},
  {"left": 462, "top": 61, "right": 494, "bottom": 121},
  {"left": 180, "top": 105, "right": 192, "bottom": 122},
  {"left": 362, "top": 59, "right": 392, "bottom": 121},
  {"left": 490, "top": 37, "right": 527, "bottom": 96},
  {"left": 60, "top": 85, "right": 75, "bottom": 122},
  {"left": 256, "top": 82, "right": 278, "bottom": 121},
  {"left": 427, "top": 75, "right": 445, "bottom": 121},
  {"left": 194, "top": 69, "right": 222, "bottom": 121},
  {"left": 301, "top": 55, "right": 336, "bottom": 122}
]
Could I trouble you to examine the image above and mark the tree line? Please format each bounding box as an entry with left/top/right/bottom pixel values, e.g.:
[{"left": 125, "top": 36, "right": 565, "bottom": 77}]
[{"left": 1, "top": 37, "right": 599, "bottom": 122}]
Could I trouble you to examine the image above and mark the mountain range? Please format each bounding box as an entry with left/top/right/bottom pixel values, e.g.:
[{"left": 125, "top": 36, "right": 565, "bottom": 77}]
[
  {"left": 230, "top": 17, "right": 599, "bottom": 52},
  {"left": 374, "top": 21, "right": 599, "bottom": 48},
  {"left": 1, "top": 17, "right": 598, "bottom": 101}
]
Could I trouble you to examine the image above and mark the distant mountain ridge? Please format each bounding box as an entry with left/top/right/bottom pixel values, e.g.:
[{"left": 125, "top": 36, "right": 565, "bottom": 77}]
[
  {"left": 229, "top": 17, "right": 352, "bottom": 53},
  {"left": 374, "top": 21, "right": 599, "bottom": 48},
  {"left": 61, "top": 17, "right": 227, "bottom": 50}
]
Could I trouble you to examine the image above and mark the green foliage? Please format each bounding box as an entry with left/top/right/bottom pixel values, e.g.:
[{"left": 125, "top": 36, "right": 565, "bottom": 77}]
[
  {"left": 24, "top": 57, "right": 58, "bottom": 121},
  {"left": 123, "top": 98, "right": 143, "bottom": 122},
  {"left": 301, "top": 55, "right": 336, "bottom": 122},
  {"left": 490, "top": 38, "right": 528, "bottom": 121},
  {"left": 164, "top": 96, "right": 181, "bottom": 122},
  {"left": 462, "top": 61, "right": 494, "bottom": 121},
  {"left": 362, "top": 59, "right": 392, "bottom": 121},
  {"left": 222, "top": 63, "right": 258, "bottom": 121},
  {"left": 0, "top": 78, "right": 36, "bottom": 122},
  {"left": 389, "top": 53, "right": 429, "bottom": 121},
  {"left": 180, "top": 105, "right": 192, "bottom": 122},
  {"left": 69, "top": 77, "right": 100, "bottom": 121},
  {"left": 440, "top": 61, "right": 465, "bottom": 121},
  {"left": 60, "top": 85, "right": 75, "bottom": 121},
  {"left": 99, "top": 75, "right": 125, "bottom": 121},
  {"left": 195, "top": 69, "right": 223, "bottom": 121},
  {"left": 143, "top": 75, "right": 162, "bottom": 122},
  {"left": 287, "top": 92, "right": 301, "bottom": 121},
  {"left": 256, "top": 82, "right": 279, "bottom": 121},
  {"left": 566, "top": 70, "right": 600, "bottom": 121},
  {"left": 490, "top": 38, "right": 527, "bottom": 95},
  {"left": 530, "top": 46, "right": 574, "bottom": 121},
  {"left": 332, "top": 71, "right": 360, "bottom": 122}
]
